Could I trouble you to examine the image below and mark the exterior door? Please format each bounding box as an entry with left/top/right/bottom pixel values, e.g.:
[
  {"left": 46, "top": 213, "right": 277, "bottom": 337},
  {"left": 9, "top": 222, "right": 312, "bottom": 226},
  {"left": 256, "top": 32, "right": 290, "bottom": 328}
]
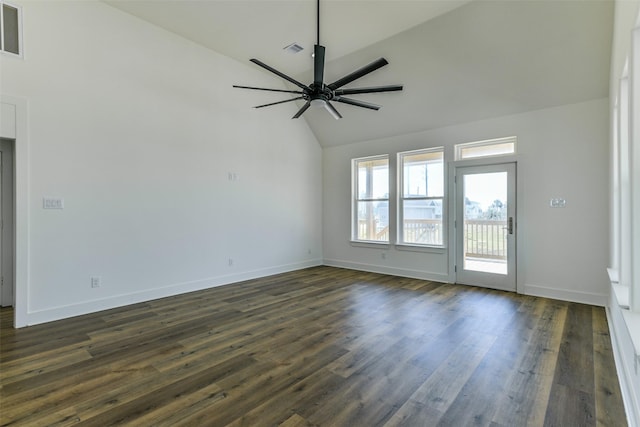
[{"left": 455, "top": 163, "right": 516, "bottom": 291}]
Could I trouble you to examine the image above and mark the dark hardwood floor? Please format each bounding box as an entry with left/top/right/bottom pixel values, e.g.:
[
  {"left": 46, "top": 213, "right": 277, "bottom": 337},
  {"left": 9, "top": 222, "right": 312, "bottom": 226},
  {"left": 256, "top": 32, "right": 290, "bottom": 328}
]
[{"left": 0, "top": 266, "right": 627, "bottom": 426}]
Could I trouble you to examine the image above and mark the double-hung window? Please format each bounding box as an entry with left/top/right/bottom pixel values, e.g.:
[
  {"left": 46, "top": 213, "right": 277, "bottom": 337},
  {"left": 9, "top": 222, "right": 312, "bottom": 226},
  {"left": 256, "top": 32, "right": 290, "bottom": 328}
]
[
  {"left": 353, "top": 155, "right": 389, "bottom": 242},
  {"left": 398, "top": 148, "right": 444, "bottom": 246}
]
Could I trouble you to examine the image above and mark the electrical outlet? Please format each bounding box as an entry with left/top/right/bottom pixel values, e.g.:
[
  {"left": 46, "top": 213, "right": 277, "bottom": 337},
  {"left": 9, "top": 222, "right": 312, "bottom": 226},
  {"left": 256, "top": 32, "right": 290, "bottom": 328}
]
[
  {"left": 550, "top": 198, "right": 567, "bottom": 208},
  {"left": 43, "top": 198, "right": 64, "bottom": 209},
  {"left": 90, "top": 276, "right": 101, "bottom": 288}
]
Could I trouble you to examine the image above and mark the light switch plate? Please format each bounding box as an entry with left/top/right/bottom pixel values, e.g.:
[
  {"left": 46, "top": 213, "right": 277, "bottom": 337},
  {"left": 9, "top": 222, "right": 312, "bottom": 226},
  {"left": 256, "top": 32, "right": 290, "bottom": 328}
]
[
  {"left": 550, "top": 198, "right": 566, "bottom": 208},
  {"left": 43, "top": 198, "right": 64, "bottom": 209}
]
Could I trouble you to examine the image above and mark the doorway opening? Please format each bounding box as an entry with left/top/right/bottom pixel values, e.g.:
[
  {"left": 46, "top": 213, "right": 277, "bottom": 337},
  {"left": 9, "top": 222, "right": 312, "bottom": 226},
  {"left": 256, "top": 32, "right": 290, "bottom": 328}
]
[{"left": 0, "top": 138, "right": 14, "bottom": 307}]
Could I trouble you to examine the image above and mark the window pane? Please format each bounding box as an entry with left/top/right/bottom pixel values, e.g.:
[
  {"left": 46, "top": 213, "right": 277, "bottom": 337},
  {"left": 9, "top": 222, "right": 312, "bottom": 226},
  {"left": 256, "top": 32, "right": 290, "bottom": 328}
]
[
  {"left": 357, "top": 200, "right": 389, "bottom": 241},
  {"left": 457, "top": 140, "right": 515, "bottom": 160},
  {"left": 357, "top": 158, "right": 388, "bottom": 199},
  {"left": 402, "top": 199, "right": 443, "bottom": 245},
  {"left": 2, "top": 4, "right": 19, "bottom": 55},
  {"left": 402, "top": 151, "right": 443, "bottom": 198}
]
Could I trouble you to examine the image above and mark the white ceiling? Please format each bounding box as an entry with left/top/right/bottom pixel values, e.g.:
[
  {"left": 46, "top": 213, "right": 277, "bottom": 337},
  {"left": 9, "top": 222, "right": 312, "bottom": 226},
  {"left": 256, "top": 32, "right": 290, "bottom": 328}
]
[{"left": 105, "top": 0, "right": 614, "bottom": 147}]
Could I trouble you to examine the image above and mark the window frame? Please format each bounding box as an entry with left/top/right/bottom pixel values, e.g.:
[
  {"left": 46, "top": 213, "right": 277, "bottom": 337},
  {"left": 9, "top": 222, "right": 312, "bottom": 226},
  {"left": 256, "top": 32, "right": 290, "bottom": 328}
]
[
  {"left": 397, "top": 147, "right": 445, "bottom": 248},
  {"left": 351, "top": 154, "right": 390, "bottom": 244},
  {"left": 0, "top": 0, "right": 23, "bottom": 58},
  {"left": 454, "top": 136, "right": 516, "bottom": 161}
]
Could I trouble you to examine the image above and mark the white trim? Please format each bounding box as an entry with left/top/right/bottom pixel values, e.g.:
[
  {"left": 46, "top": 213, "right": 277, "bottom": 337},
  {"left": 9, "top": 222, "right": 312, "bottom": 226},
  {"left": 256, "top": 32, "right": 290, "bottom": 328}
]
[
  {"left": 614, "top": 283, "right": 631, "bottom": 309},
  {"left": 454, "top": 136, "right": 517, "bottom": 161},
  {"left": 21, "top": 259, "right": 322, "bottom": 326},
  {"left": 607, "top": 294, "right": 640, "bottom": 427},
  {"left": 394, "top": 243, "right": 445, "bottom": 254},
  {"left": 323, "top": 258, "right": 450, "bottom": 283},
  {"left": 522, "top": 282, "right": 607, "bottom": 306},
  {"left": 349, "top": 240, "right": 390, "bottom": 249},
  {"left": 0, "top": 94, "right": 27, "bottom": 328}
]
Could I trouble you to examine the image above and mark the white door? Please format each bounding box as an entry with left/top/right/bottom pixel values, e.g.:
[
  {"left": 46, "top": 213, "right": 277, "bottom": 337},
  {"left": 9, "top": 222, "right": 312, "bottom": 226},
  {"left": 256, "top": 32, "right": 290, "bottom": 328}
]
[
  {"left": 0, "top": 138, "right": 14, "bottom": 306},
  {"left": 455, "top": 163, "right": 516, "bottom": 291}
]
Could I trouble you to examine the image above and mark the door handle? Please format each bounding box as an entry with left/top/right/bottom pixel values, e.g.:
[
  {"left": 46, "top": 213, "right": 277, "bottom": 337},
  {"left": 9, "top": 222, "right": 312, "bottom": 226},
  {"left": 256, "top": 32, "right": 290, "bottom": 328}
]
[{"left": 502, "top": 217, "right": 514, "bottom": 234}]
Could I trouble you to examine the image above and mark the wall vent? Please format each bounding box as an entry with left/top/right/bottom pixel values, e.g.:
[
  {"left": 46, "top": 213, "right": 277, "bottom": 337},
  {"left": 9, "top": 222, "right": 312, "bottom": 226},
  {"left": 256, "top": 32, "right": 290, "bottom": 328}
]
[{"left": 0, "top": 1, "right": 22, "bottom": 57}]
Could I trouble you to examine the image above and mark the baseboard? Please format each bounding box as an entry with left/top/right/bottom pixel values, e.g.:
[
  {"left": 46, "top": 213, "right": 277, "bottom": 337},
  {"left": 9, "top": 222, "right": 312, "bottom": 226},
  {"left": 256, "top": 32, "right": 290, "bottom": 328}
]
[
  {"left": 522, "top": 283, "right": 607, "bottom": 306},
  {"left": 323, "top": 258, "right": 451, "bottom": 283},
  {"left": 22, "top": 259, "right": 323, "bottom": 327}
]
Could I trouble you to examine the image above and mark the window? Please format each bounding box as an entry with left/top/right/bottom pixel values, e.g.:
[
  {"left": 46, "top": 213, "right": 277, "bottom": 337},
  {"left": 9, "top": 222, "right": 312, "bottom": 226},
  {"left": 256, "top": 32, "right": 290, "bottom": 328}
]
[
  {"left": 455, "top": 136, "right": 516, "bottom": 160},
  {"left": 1, "top": 1, "right": 22, "bottom": 56},
  {"left": 398, "top": 148, "right": 444, "bottom": 246},
  {"left": 353, "top": 155, "right": 389, "bottom": 242}
]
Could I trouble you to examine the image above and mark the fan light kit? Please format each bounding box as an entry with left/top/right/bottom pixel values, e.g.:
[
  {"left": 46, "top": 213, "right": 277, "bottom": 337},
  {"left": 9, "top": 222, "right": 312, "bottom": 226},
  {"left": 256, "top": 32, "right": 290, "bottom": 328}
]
[{"left": 233, "top": 0, "right": 403, "bottom": 120}]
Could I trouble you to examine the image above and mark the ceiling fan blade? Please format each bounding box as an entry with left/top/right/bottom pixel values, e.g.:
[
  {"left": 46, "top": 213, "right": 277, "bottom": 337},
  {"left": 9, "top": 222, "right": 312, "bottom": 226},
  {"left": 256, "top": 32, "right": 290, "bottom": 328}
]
[
  {"left": 333, "top": 96, "right": 381, "bottom": 111},
  {"left": 324, "top": 101, "right": 342, "bottom": 120},
  {"left": 314, "top": 45, "right": 325, "bottom": 88},
  {"left": 327, "top": 58, "right": 389, "bottom": 90},
  {"left": 233, "top": 85, "right": 304, "bottom": 94},
  {"left": 254, "top": 97, "right": 304, "bottom": 109},
  {"left": 292, "top": 101, "right": 311, "bottom": 119},
  {"left": 334, "top": 85, "right": 403, "bottom": 96},
  {"left": 250, "top": 59, "right": 309, "bottom": 91}
]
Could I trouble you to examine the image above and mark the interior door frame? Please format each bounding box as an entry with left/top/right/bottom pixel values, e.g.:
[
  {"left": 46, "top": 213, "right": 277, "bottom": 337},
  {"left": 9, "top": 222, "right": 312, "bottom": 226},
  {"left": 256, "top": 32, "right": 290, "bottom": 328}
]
[
  {"left": 1, "top": 95, "right": 28, "bottom": 327},
  {"left": 449, "top": 157, "right": 518, "bottom": 292}
]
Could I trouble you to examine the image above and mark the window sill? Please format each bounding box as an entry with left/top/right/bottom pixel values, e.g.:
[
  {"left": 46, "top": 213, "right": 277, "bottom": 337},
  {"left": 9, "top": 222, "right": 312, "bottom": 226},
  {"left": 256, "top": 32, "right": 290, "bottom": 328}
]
[
  {"left": 350, "top": 240, "right": 390, "bottom": 249},
  {"left": 609, "top": 268, "right": 630, "bottom": 309},
  {"left": 395, "top": 243, "right": 446, "bottom": 254},
  {"left": 608, "top": 269, "right": 639, "bottom": 367}
]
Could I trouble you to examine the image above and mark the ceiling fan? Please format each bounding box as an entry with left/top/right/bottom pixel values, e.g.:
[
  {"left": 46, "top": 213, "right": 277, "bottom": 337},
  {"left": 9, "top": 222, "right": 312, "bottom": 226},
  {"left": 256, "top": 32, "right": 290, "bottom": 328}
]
[{"left": 233, "top": 0, "right": 403, "bottom": 120}]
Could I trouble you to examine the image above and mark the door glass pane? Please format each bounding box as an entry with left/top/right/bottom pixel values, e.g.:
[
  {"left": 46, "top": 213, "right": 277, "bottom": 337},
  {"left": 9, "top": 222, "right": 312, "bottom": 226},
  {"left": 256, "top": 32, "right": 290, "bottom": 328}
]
[{"left": 463, "top": 172, "right": 508, "bottom": 274}]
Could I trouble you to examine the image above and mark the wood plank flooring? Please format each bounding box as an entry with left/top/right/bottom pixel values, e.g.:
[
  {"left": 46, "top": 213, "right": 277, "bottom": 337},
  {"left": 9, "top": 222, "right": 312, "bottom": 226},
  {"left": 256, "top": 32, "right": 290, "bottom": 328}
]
[{"left": 0, "top": 266, "right": 627, "bottom": 426}]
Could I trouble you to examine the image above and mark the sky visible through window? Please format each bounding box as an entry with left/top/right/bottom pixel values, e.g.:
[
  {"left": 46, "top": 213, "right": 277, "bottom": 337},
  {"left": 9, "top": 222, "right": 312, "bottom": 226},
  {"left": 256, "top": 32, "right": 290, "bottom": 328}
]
[{"left": 465, "top": 172, "right": 507, "bottom": 210}]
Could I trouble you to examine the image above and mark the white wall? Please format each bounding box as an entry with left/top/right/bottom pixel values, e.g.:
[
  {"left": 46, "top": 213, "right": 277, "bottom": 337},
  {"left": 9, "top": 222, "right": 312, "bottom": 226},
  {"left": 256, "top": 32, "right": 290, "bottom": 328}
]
[
  {"left": 324, "top": 98, "right": 609, "bottom": 305},
  {"left": 0, "top": 1, "right": 322, "bottom": 326}
]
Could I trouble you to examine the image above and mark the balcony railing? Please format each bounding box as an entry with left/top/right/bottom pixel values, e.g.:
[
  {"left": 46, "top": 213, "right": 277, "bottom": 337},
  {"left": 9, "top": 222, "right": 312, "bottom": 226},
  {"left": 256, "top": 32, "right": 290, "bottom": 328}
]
[
  {"left": 357, "top": 220, "right": 389, "bottom": 241},
  {"left": 357, "top": 219, "right": 507, "bottom": 259},
  {"left": 464, "top": 219, "right": 507, "bottom": 259},
  {"left": 402, "top": 219, "right": 442, "bottom": 245}
]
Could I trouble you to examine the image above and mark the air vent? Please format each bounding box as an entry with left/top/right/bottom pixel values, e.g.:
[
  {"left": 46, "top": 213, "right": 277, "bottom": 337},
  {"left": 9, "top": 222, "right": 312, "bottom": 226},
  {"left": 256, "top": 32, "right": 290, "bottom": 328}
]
[
  {"left": 0, "top": 1, "right": 22, "bottom": 56},
  {"left": 283, "top": 43, "right": 304, "bottom": 54}
]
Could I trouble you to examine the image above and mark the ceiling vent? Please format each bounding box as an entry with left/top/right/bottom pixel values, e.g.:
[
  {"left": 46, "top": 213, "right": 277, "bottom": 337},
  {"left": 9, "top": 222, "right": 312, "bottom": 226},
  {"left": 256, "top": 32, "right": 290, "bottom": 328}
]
[{"left": 283, "top": 43, "right": 304, "bottom": 54}]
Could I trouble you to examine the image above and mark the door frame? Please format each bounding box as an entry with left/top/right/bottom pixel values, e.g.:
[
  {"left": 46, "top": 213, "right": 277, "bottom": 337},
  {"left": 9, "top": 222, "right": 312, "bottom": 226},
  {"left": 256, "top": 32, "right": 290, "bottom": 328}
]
[
  {"left": 1, "top": 95, "right": 28, "bottom": 327},
  {"left": 449, "top": 156, "right": 519, "bottom": 292}
]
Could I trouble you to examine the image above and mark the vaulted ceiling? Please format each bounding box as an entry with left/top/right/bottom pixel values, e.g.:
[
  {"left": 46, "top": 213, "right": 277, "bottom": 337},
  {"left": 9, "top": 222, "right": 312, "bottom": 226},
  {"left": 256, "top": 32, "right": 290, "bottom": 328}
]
[{"left": 105, "top": 0, "right": 614, "bottom": 147}]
